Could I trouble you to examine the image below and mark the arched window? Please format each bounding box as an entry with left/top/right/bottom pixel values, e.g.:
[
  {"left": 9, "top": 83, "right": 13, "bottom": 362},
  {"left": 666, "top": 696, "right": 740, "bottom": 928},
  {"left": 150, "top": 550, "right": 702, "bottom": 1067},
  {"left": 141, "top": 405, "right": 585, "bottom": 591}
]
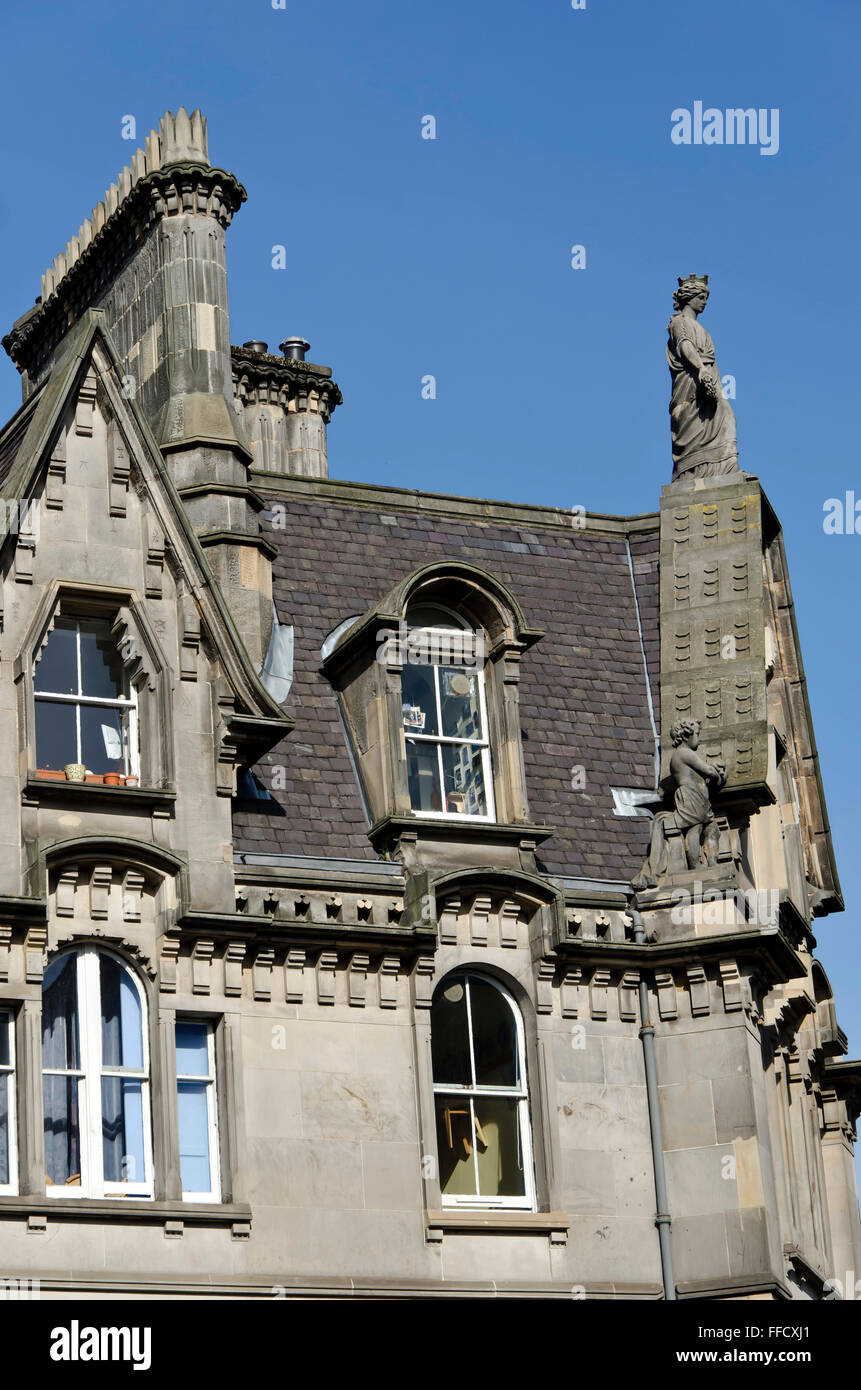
[
  {"left": 431, "top": 972, "right": 534, "bottom": 1208},
  {"left": 42, "top": 948, "right": 152, "bottom": 1198},
  {"left": 401, "top": 604, "right": 494, "bottom": 820}
]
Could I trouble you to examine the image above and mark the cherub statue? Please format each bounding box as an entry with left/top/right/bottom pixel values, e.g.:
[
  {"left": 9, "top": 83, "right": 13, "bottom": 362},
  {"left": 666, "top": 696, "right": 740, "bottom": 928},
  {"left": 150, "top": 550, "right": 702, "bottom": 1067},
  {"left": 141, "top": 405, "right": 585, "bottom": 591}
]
[{"left": 632, "top": 719, "right": 727, "bottom": 890}]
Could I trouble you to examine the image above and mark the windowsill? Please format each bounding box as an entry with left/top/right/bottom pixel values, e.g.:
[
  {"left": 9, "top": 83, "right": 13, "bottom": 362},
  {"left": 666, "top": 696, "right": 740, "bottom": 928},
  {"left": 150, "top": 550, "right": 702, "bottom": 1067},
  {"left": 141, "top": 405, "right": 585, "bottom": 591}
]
[
  {"left": 23, "top": 774, "right": 176, "bottom": 812},
  {"left": 369, "top": 813, "right": 554, "bottom": 852},
  {"left": 424, "top": 1209, "right": 569, "bottom": 1243},
  {"left": 0, "top": 1194, "right": 251, "bottom": 1235}
]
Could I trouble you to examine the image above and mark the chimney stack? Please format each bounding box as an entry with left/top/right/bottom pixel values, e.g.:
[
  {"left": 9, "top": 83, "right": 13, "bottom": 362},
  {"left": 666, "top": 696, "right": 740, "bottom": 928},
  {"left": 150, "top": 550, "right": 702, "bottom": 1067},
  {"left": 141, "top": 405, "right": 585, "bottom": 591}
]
[{"left": 232, "top": 336, "right": 341, "bottom": 480}]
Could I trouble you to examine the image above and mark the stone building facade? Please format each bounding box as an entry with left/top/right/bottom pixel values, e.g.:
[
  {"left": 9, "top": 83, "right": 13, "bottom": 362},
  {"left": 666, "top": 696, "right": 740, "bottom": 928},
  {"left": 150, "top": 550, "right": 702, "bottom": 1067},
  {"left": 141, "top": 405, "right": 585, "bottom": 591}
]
[{"left": 0, "top": 109, "right": 857, "bottom": 1299}]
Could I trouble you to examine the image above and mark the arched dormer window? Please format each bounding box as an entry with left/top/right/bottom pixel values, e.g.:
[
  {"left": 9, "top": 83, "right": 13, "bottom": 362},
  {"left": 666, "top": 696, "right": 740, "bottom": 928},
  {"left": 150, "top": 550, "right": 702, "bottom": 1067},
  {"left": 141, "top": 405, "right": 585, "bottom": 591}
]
[
  {"left": 431, "top": 971, "right": 535, "bottom": 1209},
  {"left": 42, "top": 947, "right": 153, "bottom": 1198},
  {"left": 401, "top": 604, "right": 494, "bottom": 820},
  {"left": 321, "top": 562, "right": 545, "bottom": 848}
]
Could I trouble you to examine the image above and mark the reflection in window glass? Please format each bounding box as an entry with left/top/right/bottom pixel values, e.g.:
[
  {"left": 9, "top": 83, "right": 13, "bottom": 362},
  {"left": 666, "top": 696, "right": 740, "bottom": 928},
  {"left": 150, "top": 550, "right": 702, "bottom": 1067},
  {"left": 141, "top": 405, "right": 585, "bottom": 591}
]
[
  {"left": 42, "top": 949, "right": 151, "bottom": 1197},
  {"left": 399, "top": 624, "right": 494, "bottom": 820},
  {"left": 430, "top": 978, "right": 471, "bottom": 1087},
  {"left": 178, "top": 1082, "right": 212, "bottom": 1194},
  {"left": 0, "top": 1073, "right": 8, "bottom": 1186},
  {"left": 100, "top": 954, "right": 143, "bottom": 1069},
  {"left": 406, "top": 739, "right": 442, "bottom": 812},
  {"left": 43, "top": 1075, "right": 80, "bottom": 1187},
  {"left": 431, "top": 973, "right": 534, "bottom": 1208},
  {"left": 441, "top": 742, "right": 488, "bottom": 817},
  {"left": 102, "top": 1077, "right": 146, "bottom": 1184},
  {"left": 33, "top": 617, "right": 137, "bottom": 776},
  {"left": 80, "top": 704, "right": 127, "bottom": 775},
  {"left": 175, "top": 1020, "right": 220, "bottom": 1200},
  {"left": 34, "top": 701, "right": 77, "bottom": 772},
  {"left": 34, "top": 620, "right": 77, "bottom": 694},
  {"left": 78, "top": 622, "right": 125, "bottom": 699},
  {"left": 0, "top": 1014, "right": 14, "bottom": 1191}
]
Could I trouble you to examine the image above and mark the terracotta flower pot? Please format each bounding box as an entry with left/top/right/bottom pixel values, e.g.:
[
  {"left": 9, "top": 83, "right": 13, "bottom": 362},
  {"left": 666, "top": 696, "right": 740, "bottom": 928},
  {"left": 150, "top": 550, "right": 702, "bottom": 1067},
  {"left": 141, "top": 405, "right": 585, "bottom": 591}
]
[{"left": 103, "top": 773, "right": 122, "bottom": 787}]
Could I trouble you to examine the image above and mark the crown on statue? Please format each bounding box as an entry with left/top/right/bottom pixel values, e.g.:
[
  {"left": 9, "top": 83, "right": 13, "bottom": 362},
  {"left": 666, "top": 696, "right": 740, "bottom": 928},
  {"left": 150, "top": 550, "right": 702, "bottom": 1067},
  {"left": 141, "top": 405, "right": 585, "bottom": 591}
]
[{"left": 677, "top": 273, "right": 709, "bottom": 292}]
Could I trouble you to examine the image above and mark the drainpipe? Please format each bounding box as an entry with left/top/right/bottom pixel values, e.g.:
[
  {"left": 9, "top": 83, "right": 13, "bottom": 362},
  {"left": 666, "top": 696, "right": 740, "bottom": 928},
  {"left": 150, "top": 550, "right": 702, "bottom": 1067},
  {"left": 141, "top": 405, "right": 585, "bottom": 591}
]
[{"left": 628, "top": 905, "right": 676, "bottom": 1300}]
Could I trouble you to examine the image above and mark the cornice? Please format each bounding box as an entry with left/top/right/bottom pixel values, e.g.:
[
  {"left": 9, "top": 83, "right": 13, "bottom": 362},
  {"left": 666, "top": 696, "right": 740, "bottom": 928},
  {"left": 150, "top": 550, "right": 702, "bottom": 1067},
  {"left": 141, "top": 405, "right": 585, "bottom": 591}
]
[
  {"left": 231, "top": 345, "right": 342, "bottom": 418},
  {"left": 551, "top": 925, "right": 805, "bottom": 983},
  {"left": 252, "top": 471, "right": 661, "bottom": 537}
]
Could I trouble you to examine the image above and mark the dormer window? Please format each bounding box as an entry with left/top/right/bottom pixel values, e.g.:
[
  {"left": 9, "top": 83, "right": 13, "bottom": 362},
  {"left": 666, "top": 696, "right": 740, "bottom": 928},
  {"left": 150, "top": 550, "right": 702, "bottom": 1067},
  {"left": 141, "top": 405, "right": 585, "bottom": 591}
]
[
  {"left": 34, "top": 617, "right": 138, "bottom": 778},
  {"left": 320, "top": 561, "right": 545, "bottom": 846},
  {"left": 400, "top": 606, "right": 494, "bottom": 820}
]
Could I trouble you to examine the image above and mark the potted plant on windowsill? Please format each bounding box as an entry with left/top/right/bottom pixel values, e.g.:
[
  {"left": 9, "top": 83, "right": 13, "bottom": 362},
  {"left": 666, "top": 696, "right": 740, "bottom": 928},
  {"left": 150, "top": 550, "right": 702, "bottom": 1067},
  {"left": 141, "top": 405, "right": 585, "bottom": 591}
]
[{"left": 64, "top": 763, "right": 86, "bottom": 783}]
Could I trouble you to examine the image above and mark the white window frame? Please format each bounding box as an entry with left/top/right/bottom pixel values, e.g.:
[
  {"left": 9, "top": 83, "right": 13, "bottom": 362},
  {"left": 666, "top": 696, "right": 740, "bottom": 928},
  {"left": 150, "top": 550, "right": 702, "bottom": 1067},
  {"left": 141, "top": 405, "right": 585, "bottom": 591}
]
[
  {"left": 402, "top": 623, "right": 496, "bottom": 824},
  {"left": 34, "top": 617, "right": 139, "bottom": 777},
  {"left": 0, "top": 1009, "right": 17, "bottom": 1196},
  {"left": 43, "top": 948, "right": 153, "bottom": 1199},
  {"left": 432, "top": 973, "right": 535, "bottom": 1210},
  {"left": 175, "top": 1018, "right": 221, "bottom": 1204}
]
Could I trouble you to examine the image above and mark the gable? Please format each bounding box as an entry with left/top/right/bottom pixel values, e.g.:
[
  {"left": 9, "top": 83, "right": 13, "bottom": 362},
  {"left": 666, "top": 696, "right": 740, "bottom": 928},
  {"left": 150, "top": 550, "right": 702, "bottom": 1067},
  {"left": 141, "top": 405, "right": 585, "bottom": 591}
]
[{"left": 0, "top": 311, "right": 291, "bottom": 763}]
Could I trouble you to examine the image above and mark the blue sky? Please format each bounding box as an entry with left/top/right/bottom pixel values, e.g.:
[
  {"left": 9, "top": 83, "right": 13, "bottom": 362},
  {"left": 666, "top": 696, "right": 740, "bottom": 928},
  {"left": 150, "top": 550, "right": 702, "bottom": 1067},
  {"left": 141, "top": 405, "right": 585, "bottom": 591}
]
[{"left": 1, "top": 0, "right": 860, "bottom": 1047}]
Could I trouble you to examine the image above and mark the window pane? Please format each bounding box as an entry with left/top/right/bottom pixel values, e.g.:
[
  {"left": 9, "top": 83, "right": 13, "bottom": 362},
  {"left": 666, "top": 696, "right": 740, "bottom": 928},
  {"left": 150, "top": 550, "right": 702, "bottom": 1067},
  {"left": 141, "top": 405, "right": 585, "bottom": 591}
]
[
  {"left": 78, "top": 621, "right": 126, "bottom": 699},
  {"left": 441, "top": 742, "right": 488, "bottom": 816},
  {"left": 439, "top": 668, "right": 482, "bottom": 740},
  {"left": 0, "top": 1074, "right": 8, "bottom": 1186},
  {"left": 34, "top": 620, "right": 78, "bottom": 695},
  {"left": 42, "top": 954, "right": 79, "bottom": 1069},
  {"left": 472, "top": 1097, "right": 527, "bottom": 1198},
  {"left": 175, "top": 1021, "right": 210, "bottom": 1077},
  {"left": 101, "top": 1077, "right": 146, "bottom": 1184},
  {"left": 406, "top": 739, "right": 442, "bottom": 812},
  {"left": 100, "top": 955, "right": 143, "bottom": 1070},
  {"left": 35, "top": 699, "right": 78, "bottom": 771},
  {"left": 401, "top": 663, "right": 438, "bottom": 736},
  {"left": 80, "top": 705, "right": 126, "bottom": 774},
  {"left": 178, "top": 1080, "right": 212, "bottom": 1192},
  {"left": 43, "top": 1074, "right": 81, "bottom": 1186},
  {"left": 431, "top": 978, "right": 472, "bottom": 1086},
  {"left": 468, "top": 977, "right": 519, "bottom": 1087},
  {"left": 435, "top": 1094, "right": 478, "bottom": 1199},
  {"left": 405, "top": 605, "right": 464, "bottom": 631},
  {"left": 0, "top": 1015, "right": 9, "bottom": 1068}
]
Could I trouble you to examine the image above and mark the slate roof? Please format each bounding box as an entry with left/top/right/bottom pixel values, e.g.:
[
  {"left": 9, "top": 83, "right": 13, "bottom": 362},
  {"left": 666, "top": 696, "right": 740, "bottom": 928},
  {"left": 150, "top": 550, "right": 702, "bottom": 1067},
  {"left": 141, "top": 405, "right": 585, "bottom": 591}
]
[
  {"left": 0, "top": 385, "right": 45, "bottom": 490},
  {"left": 232, "top": 487, "right": 661, "bottom": 884}
]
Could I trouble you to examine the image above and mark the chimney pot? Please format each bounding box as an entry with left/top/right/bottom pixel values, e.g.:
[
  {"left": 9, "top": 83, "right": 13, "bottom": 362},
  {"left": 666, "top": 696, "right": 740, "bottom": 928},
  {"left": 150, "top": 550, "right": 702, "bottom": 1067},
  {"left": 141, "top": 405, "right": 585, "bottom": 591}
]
[
  {"left": 243, "top": 340, "right": 268, "bottom": 354},
  {"left": 279, "top": 336, "right": 310, "bottom": 362}
]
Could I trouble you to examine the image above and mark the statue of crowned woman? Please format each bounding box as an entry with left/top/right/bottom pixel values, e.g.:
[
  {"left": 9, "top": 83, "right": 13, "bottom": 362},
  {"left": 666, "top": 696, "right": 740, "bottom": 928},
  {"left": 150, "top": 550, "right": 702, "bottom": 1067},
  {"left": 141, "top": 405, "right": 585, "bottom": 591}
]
[{"left": 668, "top": 274, "right": 740, "bottom": 482}]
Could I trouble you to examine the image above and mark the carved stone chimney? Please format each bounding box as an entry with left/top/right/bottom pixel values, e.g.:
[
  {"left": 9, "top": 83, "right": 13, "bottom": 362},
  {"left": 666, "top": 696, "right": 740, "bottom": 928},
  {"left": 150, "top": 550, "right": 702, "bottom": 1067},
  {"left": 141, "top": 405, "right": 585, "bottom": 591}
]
[
  {"left": 232, "top": 336, "right": 341, "bottom": 480},
  {"left": 1, "top": 109, "right": 279, "bottom": 669}
]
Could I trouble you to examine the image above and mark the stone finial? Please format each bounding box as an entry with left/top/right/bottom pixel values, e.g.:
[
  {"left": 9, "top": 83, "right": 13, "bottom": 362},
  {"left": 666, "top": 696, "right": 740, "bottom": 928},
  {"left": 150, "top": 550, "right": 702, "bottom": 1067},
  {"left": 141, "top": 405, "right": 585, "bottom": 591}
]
[{"left": 159, "top": 107, "right": 209, "bottom": 166}]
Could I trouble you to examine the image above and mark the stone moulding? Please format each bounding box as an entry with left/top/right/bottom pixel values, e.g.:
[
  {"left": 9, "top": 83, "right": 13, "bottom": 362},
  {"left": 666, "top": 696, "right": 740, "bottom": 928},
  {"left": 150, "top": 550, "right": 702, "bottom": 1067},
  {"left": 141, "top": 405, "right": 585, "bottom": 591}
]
[{"left": 231, "top": 345, "right": 343, "bottom": 423}]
